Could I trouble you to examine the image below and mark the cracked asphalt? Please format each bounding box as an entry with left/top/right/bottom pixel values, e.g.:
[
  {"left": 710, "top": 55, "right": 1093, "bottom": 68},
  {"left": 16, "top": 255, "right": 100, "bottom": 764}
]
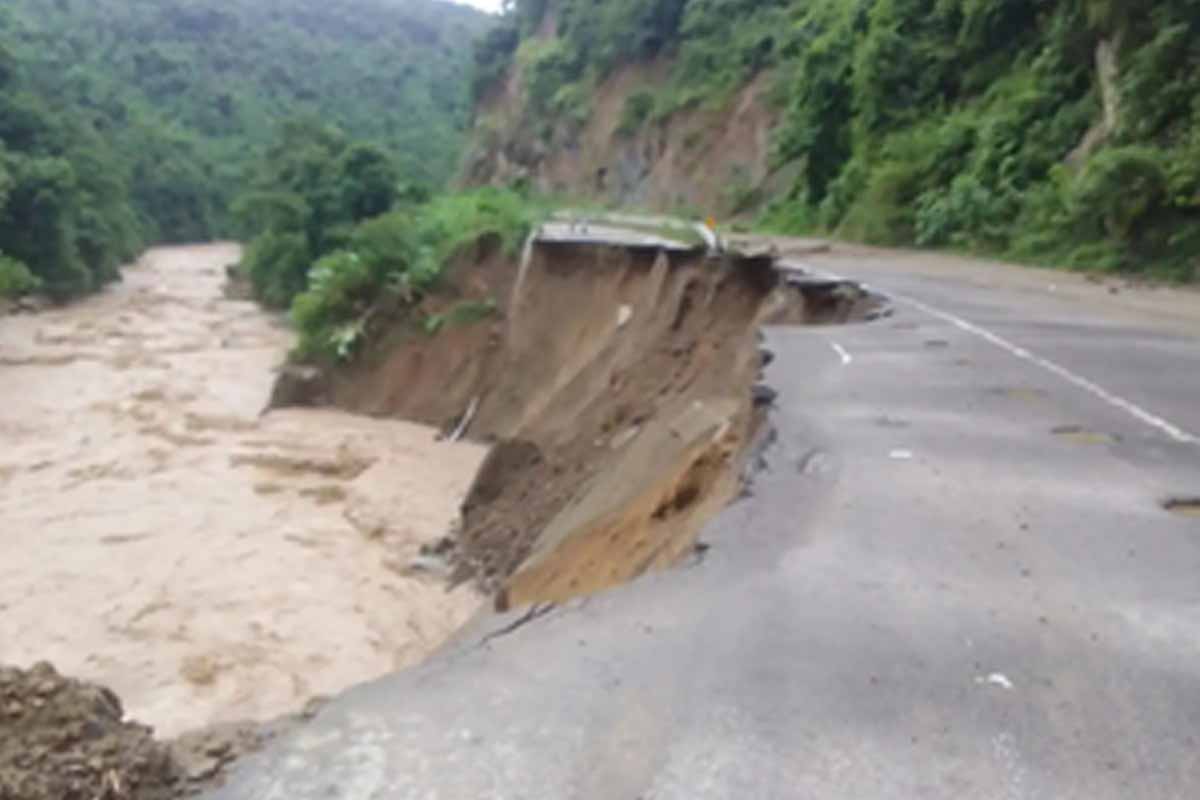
[{"left": 209, "top": 241, "right": 1200, "bottom": 799}]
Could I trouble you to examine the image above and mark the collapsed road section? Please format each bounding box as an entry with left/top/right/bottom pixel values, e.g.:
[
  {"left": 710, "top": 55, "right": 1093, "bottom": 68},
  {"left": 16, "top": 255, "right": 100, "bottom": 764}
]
[{"left": 275, "top": 225, "right": 883, "bottom": 613}]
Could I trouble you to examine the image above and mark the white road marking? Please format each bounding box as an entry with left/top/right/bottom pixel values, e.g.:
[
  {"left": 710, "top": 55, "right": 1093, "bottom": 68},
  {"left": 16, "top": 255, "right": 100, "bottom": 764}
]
[
  {"left": 829, "top": 341, "right": 853, "bottom": 366},
  {"left": 900, "top": 295, "right": 1198, "bottom": 445}
]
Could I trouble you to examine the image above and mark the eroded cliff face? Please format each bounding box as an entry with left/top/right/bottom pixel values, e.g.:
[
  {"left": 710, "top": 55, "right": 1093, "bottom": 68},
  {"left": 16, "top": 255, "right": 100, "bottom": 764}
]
[
  {"left": 462, "top": 36, "right": 783, "bottom": 218},
  {"left": 273, "top": 231, "right": 879, "bottom": 611}
]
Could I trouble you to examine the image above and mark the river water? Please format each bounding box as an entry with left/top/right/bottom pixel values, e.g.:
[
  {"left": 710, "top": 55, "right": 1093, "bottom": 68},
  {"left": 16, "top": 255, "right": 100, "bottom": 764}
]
[{"left": 0, "top": 244, "right": 484, "bottom": 737}]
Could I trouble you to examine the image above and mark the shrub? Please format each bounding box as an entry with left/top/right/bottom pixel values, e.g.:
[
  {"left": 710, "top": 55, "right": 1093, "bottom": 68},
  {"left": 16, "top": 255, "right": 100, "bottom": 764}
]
[
  {"left": 519, "top": 39, "right": 580, "bottom": 115},
  {"left": 618, "top": 90, "right": 657, "bottom": 136},
  {"left": 0, "top": 253, "right": 40, "bottom": 297},
  {"left": 915, "top": 175, "right": 1005, "bottom": 248},
  {"left": 289, "top": 188, "right": 540, "bottom": 361},
  {"left": 244, "top": 230, "right": 312, "bottom": 309},
  {"left": 424, "top": 299, "right": 498, "bottom": 335},
  {"left": 837, "top": 160, "right": 924, "bottom": 245},
  {"left": 291, "top": 250, "right": 375, "bottom": 360},
  {"left": 1066, "top": 146, "right": 1169, "bottom": 244},
  {"left": 550, "top": 83, "right": 591, "bottom": 128}
]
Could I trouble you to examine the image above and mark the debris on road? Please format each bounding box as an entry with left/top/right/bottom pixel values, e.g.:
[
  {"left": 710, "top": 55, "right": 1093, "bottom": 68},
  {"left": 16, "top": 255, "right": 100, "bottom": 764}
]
[
  {"left": 0, "top": 662, "right": 181, "bottom": 800},
  {"left": 975, "top": 672, "right": 1015, "bottom": 691}
]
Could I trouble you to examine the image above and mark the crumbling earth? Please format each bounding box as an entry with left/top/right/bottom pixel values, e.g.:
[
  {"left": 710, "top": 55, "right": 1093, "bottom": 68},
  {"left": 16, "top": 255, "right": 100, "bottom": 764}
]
[
  {"left": 0, "top": 661, "right": 315, "bottom": 800},
  {"left": 0, "top": 661, "right": 182, "bottom": 800},
  {"left": 283, "top": 235, "right": 879, "bottom": 610}
]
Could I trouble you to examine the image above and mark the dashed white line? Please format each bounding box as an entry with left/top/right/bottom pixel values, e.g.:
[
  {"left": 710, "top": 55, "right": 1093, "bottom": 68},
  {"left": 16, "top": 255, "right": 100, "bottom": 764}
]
[
  {"left": 900, "top": 295, "right": 1198, "bottom": 445},
  {"left": 830, "top": 341, "right": 853, "bottom": 366}
]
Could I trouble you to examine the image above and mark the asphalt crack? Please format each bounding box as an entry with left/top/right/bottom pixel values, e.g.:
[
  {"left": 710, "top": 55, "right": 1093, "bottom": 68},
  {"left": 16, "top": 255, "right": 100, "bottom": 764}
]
[{"left": 478, "top": 602, "right": 557, "bottom": 647}]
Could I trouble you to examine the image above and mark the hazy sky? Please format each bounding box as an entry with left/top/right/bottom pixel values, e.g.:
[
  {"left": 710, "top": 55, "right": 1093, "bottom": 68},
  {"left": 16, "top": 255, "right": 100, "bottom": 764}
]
[{"left": 457, "top": 0, "right": 504, "bottom": 13}]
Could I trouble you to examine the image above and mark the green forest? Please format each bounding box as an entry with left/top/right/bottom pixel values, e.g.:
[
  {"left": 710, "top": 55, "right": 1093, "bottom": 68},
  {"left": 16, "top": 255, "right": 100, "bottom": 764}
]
[
  {"left": 0, "top": 0, "right": 487, "bottom": 299},
  {"left": 233, "top": 116, "right": 534, "bottom": 361},
  {"left": 5, "top": 0, "right": 1198, "bottom": 311},
  {"left": 476, "top": 0, "right": 1200, "bottom": 280}
]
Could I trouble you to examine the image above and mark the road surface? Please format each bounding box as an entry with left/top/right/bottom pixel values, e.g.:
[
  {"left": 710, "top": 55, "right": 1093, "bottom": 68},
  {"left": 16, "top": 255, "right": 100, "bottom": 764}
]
[{"left": 210, "top": 236, "right": 1200, "bottom": 799}]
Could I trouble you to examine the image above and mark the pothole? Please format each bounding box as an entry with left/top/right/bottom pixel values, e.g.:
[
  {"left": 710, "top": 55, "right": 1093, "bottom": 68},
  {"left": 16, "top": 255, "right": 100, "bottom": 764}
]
[
  {"left": 1051, "top": 425, "right": 1120, "bottom": 445},
  {"left": 1163, "top": 498, "right": 1200, "bottom": 518}
]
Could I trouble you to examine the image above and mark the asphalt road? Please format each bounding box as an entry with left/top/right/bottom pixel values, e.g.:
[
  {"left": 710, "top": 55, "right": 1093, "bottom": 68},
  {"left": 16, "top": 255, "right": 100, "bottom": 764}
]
[{"left": 210, "top": 240, "right": 1200, "bottom": 799}]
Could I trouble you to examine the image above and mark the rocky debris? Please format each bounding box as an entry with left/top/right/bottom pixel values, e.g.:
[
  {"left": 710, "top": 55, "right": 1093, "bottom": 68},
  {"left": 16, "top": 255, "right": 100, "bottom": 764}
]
[
  {"left": 221, "top": 264, "right": 253, "bottom": 301},
  {"left": 0, "top": 662, "right": 320, "bottom": 800},
  {"left": 404, "top": 536, "right": 459, "bottom": 579},
  {"left": 169, "top": 722, "right": 269, "bottom": 785},
  {"left": 751, "top": 384, "right": 778, "bottom": 408},
  {"left": 1, "top": 295, "right": 51, "bottom": 317},
  {"left": 267, "top": 365, "right": 330, "bottom": 411},
  {"left": 167, "top": 699, "right": 323, "bottom": 792},
  {"left": 16, "top": 296, "right": 52, "bottom": 314},
  {"left": 0, "top": 661, "right": 181, "bottom": 800}
]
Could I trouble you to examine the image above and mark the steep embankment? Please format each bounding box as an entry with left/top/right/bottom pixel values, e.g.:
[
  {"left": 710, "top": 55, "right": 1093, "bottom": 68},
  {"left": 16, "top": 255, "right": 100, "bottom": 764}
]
[
  {"left": 465, "top": 0, "right": 1200, "bottom": 280},
  {"left": 274, "top": 232, "right": 878, "bottom": 610},
  {"left": 465, "top": 58, "right": 780, "bottom": 217}
]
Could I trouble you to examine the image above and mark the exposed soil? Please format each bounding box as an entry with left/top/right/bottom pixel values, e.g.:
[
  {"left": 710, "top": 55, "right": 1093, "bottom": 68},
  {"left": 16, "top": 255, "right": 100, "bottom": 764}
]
[
  {"left": 0, "top": 661, "right": 181, "bottom": 800},
  {"left": 464, "top": 50, "right": 780, "bottom": 216},
  {"left": 0, "top": 661, "right": 319, "bottom": 800},
  {"left": 276, "top": 236, "right": 876, "bottom": 610}
]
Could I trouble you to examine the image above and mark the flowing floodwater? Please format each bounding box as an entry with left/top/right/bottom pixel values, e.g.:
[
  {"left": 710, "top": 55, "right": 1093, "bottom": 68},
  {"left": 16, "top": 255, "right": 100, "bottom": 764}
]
[{"left": 0, "top": 245, "right": 485, "bottom": 737}]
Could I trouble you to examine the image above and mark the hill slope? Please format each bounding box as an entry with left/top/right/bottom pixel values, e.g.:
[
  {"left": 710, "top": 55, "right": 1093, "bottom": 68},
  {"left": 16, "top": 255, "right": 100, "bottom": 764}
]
[
  {"left": 466, "top": 0, "right": 1200, "bottom": 280},
  {"left": 1, "top": 0, "right": 490, "bottom": 243}
]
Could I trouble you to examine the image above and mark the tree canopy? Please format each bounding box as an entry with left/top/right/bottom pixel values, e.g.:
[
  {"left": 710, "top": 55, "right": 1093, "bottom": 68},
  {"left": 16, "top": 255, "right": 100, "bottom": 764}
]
[
  {"left": 477, "top": 0, "right": 1200, "bottom": 279},
  {"left": 0, "top": 0, "right": 491, "bottom": 298}
]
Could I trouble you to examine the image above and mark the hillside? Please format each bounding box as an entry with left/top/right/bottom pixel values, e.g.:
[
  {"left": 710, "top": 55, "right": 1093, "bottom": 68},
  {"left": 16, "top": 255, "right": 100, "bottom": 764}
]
[
  {"left": 465, "top": 0, "right": 1200, "bottom": 280},
  {"left": 0, "top": 0, "right": 489, "bottom": 251}
]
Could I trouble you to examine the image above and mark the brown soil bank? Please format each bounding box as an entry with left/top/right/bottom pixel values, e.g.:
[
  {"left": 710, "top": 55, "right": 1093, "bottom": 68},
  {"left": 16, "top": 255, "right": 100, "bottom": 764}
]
[{"left": 275, "top": 238, "right": 878, "bottom": 610}]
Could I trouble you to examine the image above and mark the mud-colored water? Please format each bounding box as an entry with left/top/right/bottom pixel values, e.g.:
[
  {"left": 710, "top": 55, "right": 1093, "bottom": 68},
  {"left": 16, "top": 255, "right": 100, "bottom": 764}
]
[{"left": 0, "top": 245, "right": 484, "bottom": 738}]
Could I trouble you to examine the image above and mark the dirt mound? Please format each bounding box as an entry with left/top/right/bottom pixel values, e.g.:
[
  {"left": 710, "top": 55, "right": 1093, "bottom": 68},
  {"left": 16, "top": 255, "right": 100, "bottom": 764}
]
[
  {"left": 0, "top": 662, "right": 180, "bottom": 800},
  {"left": 0, "top": 662, "right": 312, "bottom": 800}
]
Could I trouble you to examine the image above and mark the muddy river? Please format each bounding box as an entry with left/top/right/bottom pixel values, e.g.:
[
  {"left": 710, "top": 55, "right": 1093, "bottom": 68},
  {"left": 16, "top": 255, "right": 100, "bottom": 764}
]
[{"left": 0, "top": 245, "right": 484, "bottom": 737}]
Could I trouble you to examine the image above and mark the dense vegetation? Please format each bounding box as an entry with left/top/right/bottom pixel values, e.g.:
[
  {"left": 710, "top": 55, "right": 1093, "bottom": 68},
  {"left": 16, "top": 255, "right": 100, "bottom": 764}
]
[
  {"left": 0, "top": 0, "right": 488, "bottom": 299},
  {"left": 476, "top": 0, "right": 1200, "bottom": 279},
  {"left": 237, "top": 119, "right": 537, "bottom": 361},
  {"left": 0, "top": 42, "right": 142, "bottom": 298}
]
